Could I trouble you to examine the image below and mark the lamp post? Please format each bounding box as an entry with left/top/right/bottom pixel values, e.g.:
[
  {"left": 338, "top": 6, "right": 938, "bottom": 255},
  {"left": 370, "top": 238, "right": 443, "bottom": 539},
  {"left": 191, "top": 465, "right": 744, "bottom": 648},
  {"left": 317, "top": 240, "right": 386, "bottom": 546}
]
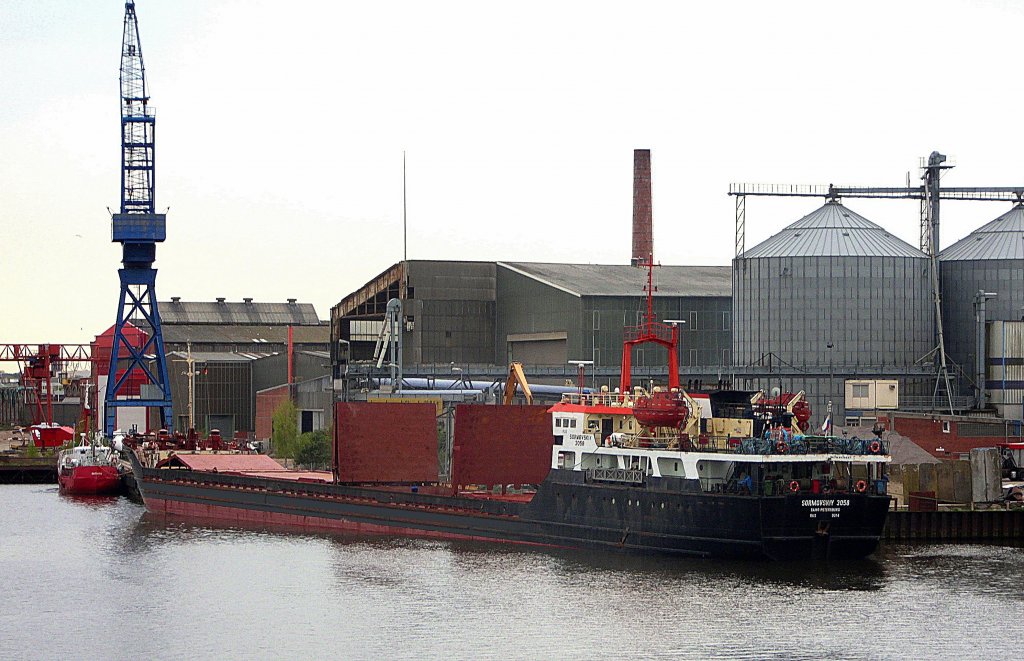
[{"left": 568, "top": 360, "right": 593, "bottom": 396}]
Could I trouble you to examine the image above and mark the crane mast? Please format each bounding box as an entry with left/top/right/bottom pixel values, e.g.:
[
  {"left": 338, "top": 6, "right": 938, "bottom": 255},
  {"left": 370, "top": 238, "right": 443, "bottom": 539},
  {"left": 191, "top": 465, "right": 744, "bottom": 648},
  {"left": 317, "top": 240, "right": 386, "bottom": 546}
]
[
  {"left": 120, "top": 1, "right": 154, "bottom": 214},
  {"left": 104, "top": 0, "right": 173, "bottom": 435}
]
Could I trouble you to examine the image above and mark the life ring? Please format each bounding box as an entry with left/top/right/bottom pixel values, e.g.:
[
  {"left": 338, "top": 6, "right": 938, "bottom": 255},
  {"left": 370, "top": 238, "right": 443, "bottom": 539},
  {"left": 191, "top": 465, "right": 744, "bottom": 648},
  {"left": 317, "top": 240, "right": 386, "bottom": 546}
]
[
  {"left": 776, "top": 441, "right": 789, "bottom": 454},
  {"left": 869, "top": 440, "right": 881, "bottom": 454},
  {"left": 855, "top": 479, "right": 868, "bottom": 493},
  {"left": 788, "top": 480, "right": 800, "bottom": 493}
]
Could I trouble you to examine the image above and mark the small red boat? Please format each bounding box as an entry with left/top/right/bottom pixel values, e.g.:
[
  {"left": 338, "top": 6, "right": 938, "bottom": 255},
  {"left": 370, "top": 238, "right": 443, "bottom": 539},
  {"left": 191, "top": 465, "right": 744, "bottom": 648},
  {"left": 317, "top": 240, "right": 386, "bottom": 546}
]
[{"left": 58, "top": 438, "right": 121, "bottom": 495}]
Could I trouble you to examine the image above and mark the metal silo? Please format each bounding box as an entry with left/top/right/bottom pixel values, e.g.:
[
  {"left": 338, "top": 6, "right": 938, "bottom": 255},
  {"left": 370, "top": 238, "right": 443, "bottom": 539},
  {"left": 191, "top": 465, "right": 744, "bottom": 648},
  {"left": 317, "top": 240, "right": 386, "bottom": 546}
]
[
  {"left": 732, "top": 200, "right": 933, "bottom": 420},
  {"left": 940, "top": 204, "right": 1024, "bottom": 404}
]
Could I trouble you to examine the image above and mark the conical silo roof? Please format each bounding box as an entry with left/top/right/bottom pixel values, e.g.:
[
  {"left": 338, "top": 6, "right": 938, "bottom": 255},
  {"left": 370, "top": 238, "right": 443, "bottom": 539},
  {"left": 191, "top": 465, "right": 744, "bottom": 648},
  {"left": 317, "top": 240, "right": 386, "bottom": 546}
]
[
  {"left": 740, "top": 200, "right": 925, "bottom": 258},
  {"left": 940, "top": 204, "right": 1024, "bottom": 261}
]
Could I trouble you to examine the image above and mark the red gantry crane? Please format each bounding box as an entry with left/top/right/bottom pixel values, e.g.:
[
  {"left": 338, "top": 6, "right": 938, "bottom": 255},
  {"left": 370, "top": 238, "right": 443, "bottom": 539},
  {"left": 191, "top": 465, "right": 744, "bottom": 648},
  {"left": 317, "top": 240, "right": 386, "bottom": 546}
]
[{"left": 0, "top": 344, "right": 95, "bottom": 445}]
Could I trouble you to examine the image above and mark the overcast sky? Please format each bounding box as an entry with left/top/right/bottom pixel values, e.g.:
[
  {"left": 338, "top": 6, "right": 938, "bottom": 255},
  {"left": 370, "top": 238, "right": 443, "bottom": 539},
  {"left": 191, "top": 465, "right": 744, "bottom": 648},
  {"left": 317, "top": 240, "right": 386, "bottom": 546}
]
[{"left": 2, "top": 0, "right": 1023, "bottom": 346}]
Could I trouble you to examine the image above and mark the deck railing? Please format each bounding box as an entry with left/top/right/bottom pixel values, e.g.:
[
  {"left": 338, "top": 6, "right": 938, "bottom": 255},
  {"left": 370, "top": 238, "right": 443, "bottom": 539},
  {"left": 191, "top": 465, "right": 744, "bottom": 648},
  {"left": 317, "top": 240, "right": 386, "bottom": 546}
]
[{"left": 612, "top": 433, "right": 889, "bottom": 457}]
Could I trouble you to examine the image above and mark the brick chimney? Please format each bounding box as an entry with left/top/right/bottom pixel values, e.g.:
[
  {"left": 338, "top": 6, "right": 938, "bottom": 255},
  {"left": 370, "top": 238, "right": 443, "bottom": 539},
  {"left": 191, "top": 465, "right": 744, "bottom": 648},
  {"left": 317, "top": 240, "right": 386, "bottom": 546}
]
[{"left": 631, "top": 149, "right": 653, "bottom": 266}]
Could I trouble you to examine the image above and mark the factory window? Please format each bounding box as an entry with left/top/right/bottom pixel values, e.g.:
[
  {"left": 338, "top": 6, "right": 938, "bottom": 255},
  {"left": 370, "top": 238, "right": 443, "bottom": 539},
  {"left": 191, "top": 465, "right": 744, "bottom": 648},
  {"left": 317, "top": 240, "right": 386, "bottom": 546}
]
[
  {"left": 942, "top": 421, "right": 951, "bottom": 434},
  {"left": 689, "top": 349, "right": 698, "bottom": 366},
  {"left": 852, "top": 384, "right": 869, "bottom": 398},
  {"left": 722, "top": 349, "right": 730, "bottom": 365},
  {"left": 722, "top": 311, "right": 731, "bottom": 331},
  {"left": 689, "top": 311, "right": 697, "bottom": 330},
  {"left": 593, "top": 310, "right": 600, "bottom": 330}
]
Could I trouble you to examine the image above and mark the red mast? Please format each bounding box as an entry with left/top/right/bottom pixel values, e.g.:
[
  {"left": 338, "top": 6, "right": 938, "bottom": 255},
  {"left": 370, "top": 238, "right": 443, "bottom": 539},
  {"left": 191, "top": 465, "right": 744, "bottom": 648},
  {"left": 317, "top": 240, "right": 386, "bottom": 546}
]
[{"left": 619, "top": 256, "right": 679, "bottom": 396}]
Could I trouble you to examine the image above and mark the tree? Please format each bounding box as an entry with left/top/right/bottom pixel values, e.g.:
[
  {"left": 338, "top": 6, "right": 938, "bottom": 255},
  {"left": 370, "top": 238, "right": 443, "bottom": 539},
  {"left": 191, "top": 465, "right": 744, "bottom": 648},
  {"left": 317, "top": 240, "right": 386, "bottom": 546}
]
[
  {"left": 294, "top": 429, "right": 330, "bottom": 470},
  {"left": 271, "top": 398, "right": 298, "bottom": 459}
]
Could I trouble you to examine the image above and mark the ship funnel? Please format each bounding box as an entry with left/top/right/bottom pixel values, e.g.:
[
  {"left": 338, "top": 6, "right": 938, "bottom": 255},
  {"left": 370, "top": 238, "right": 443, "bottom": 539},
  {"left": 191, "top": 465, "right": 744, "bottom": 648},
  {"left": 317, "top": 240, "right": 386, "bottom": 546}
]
[{"left": 631, "top": 148, "right": 653, "bottom": 266}]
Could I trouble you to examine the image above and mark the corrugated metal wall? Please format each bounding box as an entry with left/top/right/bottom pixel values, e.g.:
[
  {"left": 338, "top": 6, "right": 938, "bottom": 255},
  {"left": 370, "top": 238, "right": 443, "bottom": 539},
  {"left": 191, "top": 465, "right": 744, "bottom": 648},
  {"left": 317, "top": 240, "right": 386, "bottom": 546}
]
[
  {"left": 405, "top": 261, "right": 497, "bottom": 364},
  {"left": 168, "top": 360, "right": 253, "bottom": 434},
  {"left": 495, "top": 265, "right": 730, "bottom": 370},
  {"left": 942, "top": 259, "right": 1024, "bottom": 388},
  {"left": 496, "top": 267, "right": 582, "bottom": 364},
  {"left": 988, "top": 320, "right": 1024, "bottom": 420},
  {"left": 584, "top": 295, "right": 731, "bottom": 369},
  {"left": 732, "top": 255, "right": 933, "bottom": 420}
]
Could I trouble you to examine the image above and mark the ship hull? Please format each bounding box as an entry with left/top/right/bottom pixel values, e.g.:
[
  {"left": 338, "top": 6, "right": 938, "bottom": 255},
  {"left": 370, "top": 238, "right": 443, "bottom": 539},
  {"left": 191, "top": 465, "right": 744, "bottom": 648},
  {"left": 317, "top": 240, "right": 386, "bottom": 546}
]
[
  {"left": 58, "top": 465, "right": 121, "bottom": 495},
  {"left": 130, "top": 456, "right": 889, "bottom": 561}
]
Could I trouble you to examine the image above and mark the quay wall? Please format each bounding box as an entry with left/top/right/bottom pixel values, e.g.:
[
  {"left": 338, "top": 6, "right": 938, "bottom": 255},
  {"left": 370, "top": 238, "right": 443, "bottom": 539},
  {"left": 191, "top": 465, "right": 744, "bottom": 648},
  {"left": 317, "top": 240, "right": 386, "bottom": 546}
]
[{"left": 883, "top": 509, "right": 1024, "bottom": 541}]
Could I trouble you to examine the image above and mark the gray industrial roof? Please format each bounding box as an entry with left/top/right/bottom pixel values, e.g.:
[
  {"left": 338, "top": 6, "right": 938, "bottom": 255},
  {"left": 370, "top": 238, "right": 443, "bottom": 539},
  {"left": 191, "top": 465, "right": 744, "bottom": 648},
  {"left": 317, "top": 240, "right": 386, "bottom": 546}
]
[
  {"left": 499, "top": 262, "right": 731, "bottom": 297},
  {"left": 161, "top": 324, "right": 330, "bottom": 345},
  {"left": 160, "top": 300, "right": 321, "bottom": 325},
  {"left": 940, "top": 204, "right": 1024, "bottom": 261},
  {"left": 740, "top": 201, "right": 925, "bottom": 259}
]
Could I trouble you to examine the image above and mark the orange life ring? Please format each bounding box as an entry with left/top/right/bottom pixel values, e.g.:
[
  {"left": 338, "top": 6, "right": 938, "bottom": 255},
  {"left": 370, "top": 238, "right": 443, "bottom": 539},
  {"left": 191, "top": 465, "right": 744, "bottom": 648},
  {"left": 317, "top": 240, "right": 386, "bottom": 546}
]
[
  {"left": 869, "top": 440, "right": 881, "bottom": 454},
  {"left": 788, "top": 480, "right": 800, "bottom": 493},
  {"left": 776, "top": 441, "right": 789, "bottom": 454},
  {"left": 855, "top": 479, "right": 868, "bottom": 493}
]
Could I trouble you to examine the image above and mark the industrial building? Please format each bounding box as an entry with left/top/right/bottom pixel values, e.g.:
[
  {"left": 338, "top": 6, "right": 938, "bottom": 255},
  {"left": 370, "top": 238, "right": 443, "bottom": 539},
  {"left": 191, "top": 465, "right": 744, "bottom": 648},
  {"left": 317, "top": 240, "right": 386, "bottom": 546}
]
[
  {"left": 330, "top": 259, "right": 732, "bottom": 389},
  {"left": 143, "top": 298, "right": 329, "bottom": 436}
]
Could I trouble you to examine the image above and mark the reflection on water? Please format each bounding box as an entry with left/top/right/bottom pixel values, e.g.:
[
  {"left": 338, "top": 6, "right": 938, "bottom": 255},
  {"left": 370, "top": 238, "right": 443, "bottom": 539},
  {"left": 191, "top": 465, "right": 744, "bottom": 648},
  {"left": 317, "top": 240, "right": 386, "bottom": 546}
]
[
  {"left": 58, "top": 492, "right": 121, "bottom": 509},
  {"left": 3, "top": 484, "right": 1024, "bottom": 660}
]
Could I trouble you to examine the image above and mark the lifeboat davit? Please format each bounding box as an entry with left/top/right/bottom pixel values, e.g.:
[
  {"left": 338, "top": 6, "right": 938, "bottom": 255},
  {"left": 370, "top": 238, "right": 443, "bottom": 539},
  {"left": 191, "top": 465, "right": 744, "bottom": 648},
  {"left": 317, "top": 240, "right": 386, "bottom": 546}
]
[{"left": 633, "top": 390, "right": 689, "bottom": 428}]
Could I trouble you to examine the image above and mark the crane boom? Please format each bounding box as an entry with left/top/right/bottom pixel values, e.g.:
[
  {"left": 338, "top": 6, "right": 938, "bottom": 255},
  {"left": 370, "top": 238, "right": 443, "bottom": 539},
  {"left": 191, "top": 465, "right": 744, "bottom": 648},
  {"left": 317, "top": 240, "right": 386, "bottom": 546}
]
[{"left": 119, "top": 0, "right": 154, "bottom": 214}]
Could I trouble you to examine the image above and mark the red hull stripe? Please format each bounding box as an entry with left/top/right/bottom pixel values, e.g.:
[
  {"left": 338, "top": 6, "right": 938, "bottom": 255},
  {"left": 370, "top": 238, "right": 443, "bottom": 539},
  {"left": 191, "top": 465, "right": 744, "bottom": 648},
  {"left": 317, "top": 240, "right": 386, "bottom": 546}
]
[
  {"left": 59, "top": 467, "right": 120, "bottom": 495},
  {"left": 144, "top": 497, "right": 563, "bottom": 549}
]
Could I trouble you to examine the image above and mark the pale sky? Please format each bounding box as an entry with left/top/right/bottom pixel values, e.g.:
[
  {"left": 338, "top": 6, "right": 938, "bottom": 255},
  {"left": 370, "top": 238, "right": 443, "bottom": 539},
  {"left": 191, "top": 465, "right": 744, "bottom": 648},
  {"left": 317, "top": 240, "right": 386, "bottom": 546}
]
[{"left": 2, "top": 0, "right": 1023, "bottom": 346}]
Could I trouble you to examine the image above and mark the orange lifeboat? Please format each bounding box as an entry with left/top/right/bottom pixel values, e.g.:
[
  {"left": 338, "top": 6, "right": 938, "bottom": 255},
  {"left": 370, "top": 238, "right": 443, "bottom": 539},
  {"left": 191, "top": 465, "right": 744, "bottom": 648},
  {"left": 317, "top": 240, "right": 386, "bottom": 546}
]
[{"left": 633, "top": 390, "right": 689, "bottom": 429}]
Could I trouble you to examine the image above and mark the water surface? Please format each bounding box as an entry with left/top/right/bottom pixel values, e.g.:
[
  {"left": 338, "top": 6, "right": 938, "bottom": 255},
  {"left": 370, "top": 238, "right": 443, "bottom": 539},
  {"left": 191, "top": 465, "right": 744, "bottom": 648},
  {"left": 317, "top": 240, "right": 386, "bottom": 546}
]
[{"left": 1, "top": 485, "right": 1021, "bottom": 660}]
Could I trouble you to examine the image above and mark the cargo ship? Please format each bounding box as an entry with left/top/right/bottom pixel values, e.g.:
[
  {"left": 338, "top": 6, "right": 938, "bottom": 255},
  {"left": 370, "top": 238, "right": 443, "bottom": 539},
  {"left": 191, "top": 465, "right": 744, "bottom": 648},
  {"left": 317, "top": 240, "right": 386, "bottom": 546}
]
[
  {"left": 127, "top": 263, "right": 891, "bottom": 560},
  {"left": 126, "top": 398, "right": 890, "bottom": 560}
]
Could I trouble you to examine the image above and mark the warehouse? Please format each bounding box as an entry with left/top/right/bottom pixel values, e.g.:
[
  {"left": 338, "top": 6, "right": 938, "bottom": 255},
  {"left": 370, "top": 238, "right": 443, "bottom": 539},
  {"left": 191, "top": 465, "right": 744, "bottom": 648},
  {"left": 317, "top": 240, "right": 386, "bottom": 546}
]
[{"left": 330, "top": 259, "right": 731, "bottom": 387}]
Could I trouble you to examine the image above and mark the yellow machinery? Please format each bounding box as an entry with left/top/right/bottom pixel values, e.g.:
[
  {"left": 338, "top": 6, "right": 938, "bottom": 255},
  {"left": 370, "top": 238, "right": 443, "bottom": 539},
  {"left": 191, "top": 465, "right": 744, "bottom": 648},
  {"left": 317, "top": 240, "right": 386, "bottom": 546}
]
[{"left": 503, "top": 362, "right": 533, "bottom": 405}]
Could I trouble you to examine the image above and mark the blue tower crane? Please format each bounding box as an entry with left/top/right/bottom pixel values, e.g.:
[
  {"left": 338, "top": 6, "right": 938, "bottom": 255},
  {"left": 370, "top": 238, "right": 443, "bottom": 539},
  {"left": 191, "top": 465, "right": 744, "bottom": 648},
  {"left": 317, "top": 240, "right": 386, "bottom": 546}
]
[{"left": 104, "top": 0, "right": 173, "bottom": 435}]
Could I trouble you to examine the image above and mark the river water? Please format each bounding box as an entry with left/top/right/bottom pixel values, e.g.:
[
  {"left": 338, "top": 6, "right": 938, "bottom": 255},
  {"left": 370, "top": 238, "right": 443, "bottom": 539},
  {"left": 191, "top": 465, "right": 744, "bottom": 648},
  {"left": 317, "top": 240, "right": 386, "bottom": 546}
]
[{"left": 1, "top": 484, "right": 1022, "bottom": 660}]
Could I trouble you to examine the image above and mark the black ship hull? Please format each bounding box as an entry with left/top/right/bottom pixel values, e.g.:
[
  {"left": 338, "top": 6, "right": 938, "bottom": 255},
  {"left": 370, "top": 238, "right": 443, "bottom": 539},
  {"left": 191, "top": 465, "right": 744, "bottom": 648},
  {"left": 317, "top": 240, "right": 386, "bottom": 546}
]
[{"left": 129, "top": 455, "right": 890, "bottom": 561}]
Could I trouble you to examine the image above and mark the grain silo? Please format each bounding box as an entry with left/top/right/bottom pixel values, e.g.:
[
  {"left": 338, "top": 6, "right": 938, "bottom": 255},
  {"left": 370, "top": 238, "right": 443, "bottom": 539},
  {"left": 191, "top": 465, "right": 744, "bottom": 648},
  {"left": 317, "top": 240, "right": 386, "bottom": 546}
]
[
  {"left": 940, "top": 204, "right": 1024, "bottom": 408},
  {"left": 732, "top": 200, "right": 933, "bottom": 420}
]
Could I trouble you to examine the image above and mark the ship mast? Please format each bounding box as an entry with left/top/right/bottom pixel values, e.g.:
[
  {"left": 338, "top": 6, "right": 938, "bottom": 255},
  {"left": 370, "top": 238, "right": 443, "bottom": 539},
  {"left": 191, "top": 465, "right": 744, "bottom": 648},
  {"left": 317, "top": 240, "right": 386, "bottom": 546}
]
[{"left": 620, "top": 255, "right": 680, "bottom": 396}]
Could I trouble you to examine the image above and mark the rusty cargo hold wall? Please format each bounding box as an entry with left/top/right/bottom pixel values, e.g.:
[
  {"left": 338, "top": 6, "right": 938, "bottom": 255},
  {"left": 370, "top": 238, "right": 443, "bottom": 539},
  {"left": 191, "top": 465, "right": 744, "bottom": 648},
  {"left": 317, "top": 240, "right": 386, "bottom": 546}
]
[
  {"left": 451, "top": 404, "right": 553, "bottom": 492},
  {"left": 335, "top": 402, "right": 439, "bottom": 483}
]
